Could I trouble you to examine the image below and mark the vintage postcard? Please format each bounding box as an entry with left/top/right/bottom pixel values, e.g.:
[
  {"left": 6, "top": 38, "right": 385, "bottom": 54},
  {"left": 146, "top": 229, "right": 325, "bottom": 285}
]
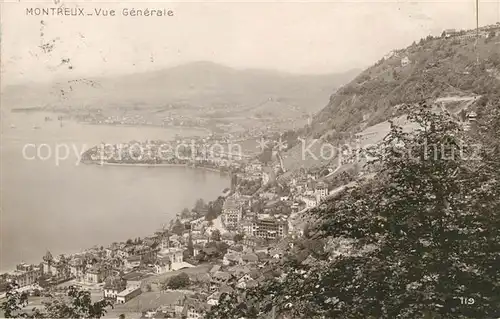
[{"left": 1, "top": 0, "right": 500, "bottom": 318}]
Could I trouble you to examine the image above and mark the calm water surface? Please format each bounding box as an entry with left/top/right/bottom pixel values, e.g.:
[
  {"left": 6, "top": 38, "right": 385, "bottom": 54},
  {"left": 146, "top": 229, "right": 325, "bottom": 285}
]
[{"left": 0, "top": 111, "right": 229, "bottom": 272}]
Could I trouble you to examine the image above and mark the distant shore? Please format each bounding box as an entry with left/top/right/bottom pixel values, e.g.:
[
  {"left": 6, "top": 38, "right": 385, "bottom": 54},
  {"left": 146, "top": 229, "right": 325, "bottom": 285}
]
[
  {"left": 84, "top": 161, "right": 229, "bottom": 174},
  {"left": 79, "top": 122, "right": 212, "bottom": 135}
]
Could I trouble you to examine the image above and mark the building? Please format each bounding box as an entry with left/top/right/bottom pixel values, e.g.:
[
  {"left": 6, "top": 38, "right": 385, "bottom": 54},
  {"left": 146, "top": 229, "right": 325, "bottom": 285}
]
[
  {"left": 221, "top": 194, "right": 245, "bottom": 228},
  {"left": 103, "top": 275, "right": 127, "bottom": 300},
  {"left": 193, "top": 244, "right": 203, "bottom": 258},
  {"left": 443, "top": 28, "right": 458, "bottom": 38},
  {"left": 463, "top": 110, "right": 478, "bottom": 131},
  {"left": 382, "top": 50, "right": 397, "bottom": 60},
  {"left": 122, "top": 271, "right": 150, "bottom": 289},
  {"left": 207, "top": 291, "right": 221, "bottom": 306},
  {"left": 125, "top": 255, "right": 141, "bottom": 269},
  {"left": 134, "top": 246, "right": 157, "bottom": 264},
  {"left": 42, "top": 251, "right": 57, "bottom": 277},
  {"left": 315, "top": 182, "right": 328, "bottom": 200},
  {"left": 242, "top": 220, "right": 253, "bottom": 236},
  {"left": 192, "top": 234, "right": 209, "bottom": 245},
  {"left": 8, "top": 263, "right": 42, "bottom": 287},
  {"left": 456, "top": 33, "right": 476, "bottom": 42},
  {"left": 401, "top": 56, "right": 411, "bottom": 67},
  {"left": 84, "top": 264, "right": 111, "bottom": 284},
  {"left": 467, "top": 111, "right": 477, "bottom": 121},
  {"left": 69, "top": 257, "right": 86, "bottom": 282},
  {"left": 189, "top": 217, "right": 206, "bottom": 230},
  {"left": 259, "top": 191, "right": 277, "bottom": 200},
  {"left": 241, "top": 253, "right": 259, "bottom": 264},
  {"left": 116, "top": 286, "right": 142, "bottom": 304},
  {"left": 245, "top": 161, "right": 263, "bottom": 173},
  {"left": 154, "top": 256, "right": 173, "bottom": 274},
  {"left": 157, "top": 247, "right": 184, "bottom": 269},
  {"left": 261, "top": 172, "right": 270, "bottom": 185},
  {"left": 246, "top": 217, "right": 289, "bottom": 239},
  {"left": 183, "top": 302, "right": 210, "bottom": 319},
  {"left": 221, "top": 233, "right": 236, "bottom": 246},
  {"left": 223, "top": 253, "right": 242, "bottom": 266}
]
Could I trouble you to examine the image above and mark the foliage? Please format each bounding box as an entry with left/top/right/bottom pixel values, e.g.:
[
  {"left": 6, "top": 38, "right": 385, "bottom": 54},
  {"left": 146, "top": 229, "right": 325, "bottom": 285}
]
[
  {"left": 310, "top": 34, "right": 500, "bottom": 141},
  {"left": 1, "top": 282, "right": 31, "bottom": 318},
  {"left": 238, "top": 178, "right": 262, "bottom": 196},
  {"left": 259, "top": 146, "right": 273, "bottom": 164},
  {"left": 325, "top": 169, "right": 356, "bottom": 190},
  {"left": 43, "top": 286, "right": 112, "bottom": 318},
  {"left": 205, "top": 197, "right": 224, "bottom": 221},
  {"left": 1, "top": 282, "right": 112, "bottom": 318},
  {"left": 206, "top": 285, "right": 260, "bottom": 319},
  {"left": 179, "top": 208, "right": 191, "bottom": 219},
  {"left": 162, "top": 272, "right": 190, "bottom": 290},
  {"left": 210, "top": 229, "right": 221, "bottom": 242},
  {"left": 233, "top": 233, "right": 244, "bottom": 243},
  {"left": 186, "top": 234, "right": 194, "bottom": 257},
  {"left": 171, "top": 219, "right": 185, "bottom": 236},
  {"left": 207, "top": 102, "right": 500, "bottom": 318},
  {"left": 194, "top": 198, "right": 206, "bottom": 213}
]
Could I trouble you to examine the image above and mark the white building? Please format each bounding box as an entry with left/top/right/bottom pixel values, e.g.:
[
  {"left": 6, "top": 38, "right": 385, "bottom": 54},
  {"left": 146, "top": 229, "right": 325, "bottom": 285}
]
[
  {"left": 157, "top": 247, "right": 184, "bottom": 270},
  {"left": 401, "top": 56, "right": 411, "bottom": 67},
  {"left": 314, "top": 182, "right": 328, "bottom": 201},
  {"left": 221, "top": 194, "right": 246, "bottom": 228},
  {"left": 103, "top": 276, "right": 127, "bottom": 300},
  {"left": 116, "top": 287, "right": 142, "bottom": 304}
]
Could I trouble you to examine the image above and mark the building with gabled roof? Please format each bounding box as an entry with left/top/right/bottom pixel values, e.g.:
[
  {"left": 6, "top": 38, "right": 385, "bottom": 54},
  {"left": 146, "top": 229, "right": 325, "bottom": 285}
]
[
  {"left": 116, "top": 286, "right": 142, "bottom": 304},
  {"left": 103, "top": 275, "right": 127, "bottom": 300}
]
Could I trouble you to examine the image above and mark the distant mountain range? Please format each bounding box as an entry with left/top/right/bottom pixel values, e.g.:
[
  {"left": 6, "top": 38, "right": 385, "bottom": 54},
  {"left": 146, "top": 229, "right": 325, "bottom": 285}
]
[{"left": 1, "top": 61, "right": 361, "bottom": 115}]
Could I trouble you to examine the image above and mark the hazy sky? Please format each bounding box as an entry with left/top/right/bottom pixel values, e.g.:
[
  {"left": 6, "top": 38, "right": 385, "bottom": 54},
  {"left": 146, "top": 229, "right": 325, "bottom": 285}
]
[{"left": 1, "top": 0, "right": 499, "bottom": 85}]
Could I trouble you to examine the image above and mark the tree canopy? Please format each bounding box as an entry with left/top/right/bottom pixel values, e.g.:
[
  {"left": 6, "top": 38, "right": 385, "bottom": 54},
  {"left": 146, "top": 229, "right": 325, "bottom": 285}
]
[{"left": 162, "top": 272, "right": 190, "bottom": 290}]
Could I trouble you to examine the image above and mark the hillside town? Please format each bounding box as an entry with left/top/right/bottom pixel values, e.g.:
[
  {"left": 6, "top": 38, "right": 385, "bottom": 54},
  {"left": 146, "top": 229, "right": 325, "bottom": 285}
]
[{"left": 1, "top": 139, "right": 358, "bottom": 318}]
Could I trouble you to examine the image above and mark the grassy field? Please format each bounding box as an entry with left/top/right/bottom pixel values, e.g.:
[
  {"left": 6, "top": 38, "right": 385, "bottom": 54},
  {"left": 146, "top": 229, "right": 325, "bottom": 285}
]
[
  {"left": 141, "top": 263, "right": 213, "bottom": 289},
  {"left": 104, "top": 291, "right": 186, "bottom": 318}
]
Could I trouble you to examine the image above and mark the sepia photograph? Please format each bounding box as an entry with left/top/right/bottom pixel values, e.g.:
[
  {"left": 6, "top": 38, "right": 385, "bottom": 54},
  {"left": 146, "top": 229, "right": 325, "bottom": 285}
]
[{"left": 1, "top": 0, "right": 500, "bottom": 318}]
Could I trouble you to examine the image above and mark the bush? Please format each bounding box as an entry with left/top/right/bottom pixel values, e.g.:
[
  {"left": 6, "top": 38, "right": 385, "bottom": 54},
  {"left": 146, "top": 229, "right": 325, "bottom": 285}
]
[{"left": 163, "top": 272, "right": 190, "bottom": 290}]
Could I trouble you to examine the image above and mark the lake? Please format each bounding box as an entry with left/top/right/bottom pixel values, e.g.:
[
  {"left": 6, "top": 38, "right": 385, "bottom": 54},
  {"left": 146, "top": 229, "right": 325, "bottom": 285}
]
[{"left": 0, "top": 111, "right": 229, "bottom": 272}]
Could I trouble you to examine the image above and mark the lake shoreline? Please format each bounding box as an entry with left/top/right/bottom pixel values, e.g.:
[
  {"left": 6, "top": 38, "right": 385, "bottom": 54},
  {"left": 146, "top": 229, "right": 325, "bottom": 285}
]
[
  {"left": 82, "top": 161, "right": 229, "bottom": 174},
  {"left": 1, "top": 111, "right": 231, "bottom": 273},
  {"left": 79, "top": 122, "right": 212, "bottom": 136}
]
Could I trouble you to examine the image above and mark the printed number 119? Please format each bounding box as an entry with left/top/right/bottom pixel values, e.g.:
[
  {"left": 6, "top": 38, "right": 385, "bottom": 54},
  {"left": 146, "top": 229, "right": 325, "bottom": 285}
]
[{"left": 457, "top": 297, "right": 475, "bottom": 305}]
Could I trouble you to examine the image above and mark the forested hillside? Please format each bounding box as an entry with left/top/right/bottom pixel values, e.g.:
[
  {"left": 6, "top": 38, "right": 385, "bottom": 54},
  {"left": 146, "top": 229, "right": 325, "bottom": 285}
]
[
  {"left": 312, "top": 30, "right": 500, "bottom": 137},
  {"left": 280, "top": 27, "right": 500, "bottom": 171}
]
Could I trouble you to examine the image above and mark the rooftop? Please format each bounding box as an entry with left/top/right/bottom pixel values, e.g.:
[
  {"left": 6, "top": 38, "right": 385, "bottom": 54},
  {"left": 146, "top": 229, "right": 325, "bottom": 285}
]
[
  {"left": 122, "top": 271, "right": 150, "bottom": 281},
  {"left": 117, "top": 286, "right": 141, "bottom": 297}
]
